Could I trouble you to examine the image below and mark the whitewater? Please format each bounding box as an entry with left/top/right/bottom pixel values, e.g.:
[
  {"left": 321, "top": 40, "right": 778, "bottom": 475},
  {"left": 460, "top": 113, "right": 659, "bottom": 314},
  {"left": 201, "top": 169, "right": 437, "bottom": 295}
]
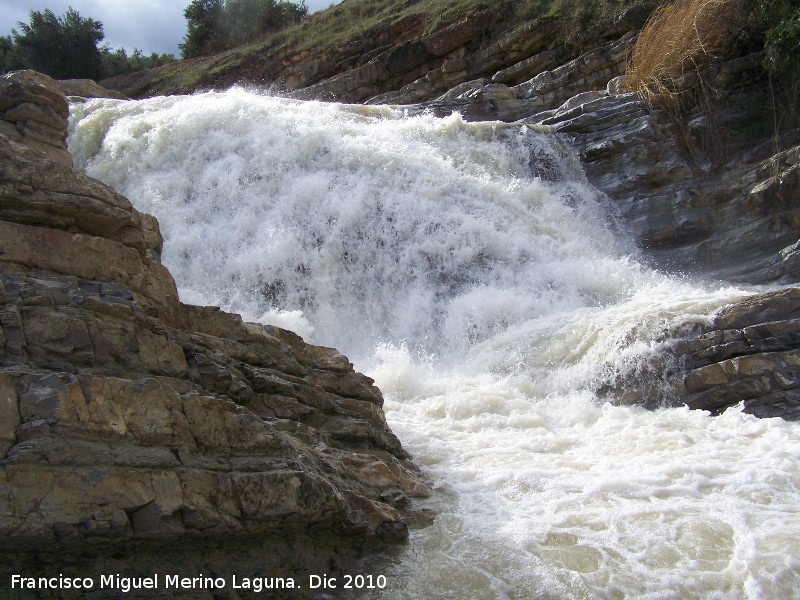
[{"left": 68, "top": 89, "right": 800, "bottom": 599}]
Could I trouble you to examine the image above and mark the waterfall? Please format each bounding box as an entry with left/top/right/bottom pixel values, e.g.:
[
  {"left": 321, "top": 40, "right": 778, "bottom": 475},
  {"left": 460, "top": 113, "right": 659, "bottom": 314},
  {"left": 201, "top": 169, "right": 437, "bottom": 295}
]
[{"left": 69, "top": 89, "right": 800, "bottom": 599}]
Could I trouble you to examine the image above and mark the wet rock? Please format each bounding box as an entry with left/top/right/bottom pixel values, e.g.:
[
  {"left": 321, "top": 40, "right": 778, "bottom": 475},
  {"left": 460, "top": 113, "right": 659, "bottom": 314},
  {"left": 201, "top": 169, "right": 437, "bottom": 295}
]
[
  {"left": 509, "top": 55, "right": 800, "bottom": 284},
  {"left": 665, "top": 288, "right": 800, "bottom": 419}
]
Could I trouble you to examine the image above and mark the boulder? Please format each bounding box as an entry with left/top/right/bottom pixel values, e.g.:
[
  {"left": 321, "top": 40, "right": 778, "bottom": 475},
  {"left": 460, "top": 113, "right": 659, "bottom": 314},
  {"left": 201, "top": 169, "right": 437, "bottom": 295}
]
[
  {"left": 0, "top": 73, "right": 430, "bottom": 590},
  {"left": 59, "top": 78, "right": 129, "bottom": 101},
  {"left": 1, "top": 71, "right": 72, "bottom": 166},
  {"left": 664, "top": 288, "right": 800, "bottom": 419}
]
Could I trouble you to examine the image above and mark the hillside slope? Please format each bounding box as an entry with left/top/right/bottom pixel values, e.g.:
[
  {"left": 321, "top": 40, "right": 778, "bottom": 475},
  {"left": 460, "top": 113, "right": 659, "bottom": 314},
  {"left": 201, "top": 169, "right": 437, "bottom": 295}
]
[{"left": 100, "top": 0, "right": 655, "bottom": 102}]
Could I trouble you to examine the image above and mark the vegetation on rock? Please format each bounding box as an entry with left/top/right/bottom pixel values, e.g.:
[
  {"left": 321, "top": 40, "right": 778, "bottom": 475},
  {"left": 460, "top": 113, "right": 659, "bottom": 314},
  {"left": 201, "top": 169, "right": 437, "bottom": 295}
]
[
  {"left": 624, "top": 0, "right": 749, "bottom": 107},
  {"left": 759, "top": 0, "right": 800, "bottom": 80}
]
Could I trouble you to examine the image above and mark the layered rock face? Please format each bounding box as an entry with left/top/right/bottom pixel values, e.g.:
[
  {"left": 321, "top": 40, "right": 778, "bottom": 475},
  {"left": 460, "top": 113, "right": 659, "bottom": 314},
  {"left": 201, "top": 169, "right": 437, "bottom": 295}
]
[
  {"left": 671, "top": 287, "right": 800, "bottom": 419},
  {"left": 525, "top": 61, "right": 800, "bottom": 285},
  {"left": 0, "top": 70, "right": 74, "bottom": 167},
  {"left": 0, "top": 71, "right": 429, "bottom": 595},
  {"left": 405, "top": 41, "right": 799, "bottom": 285},
  {"left": 611, "top": 287, "right": 800, "bottom": 420}
]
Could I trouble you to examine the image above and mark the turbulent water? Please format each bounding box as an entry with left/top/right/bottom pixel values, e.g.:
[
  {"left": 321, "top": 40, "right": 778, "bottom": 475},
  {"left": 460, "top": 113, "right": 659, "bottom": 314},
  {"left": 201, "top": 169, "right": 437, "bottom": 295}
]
[{"left": 69, "top": 89, "right": 800, "bottom": 600}]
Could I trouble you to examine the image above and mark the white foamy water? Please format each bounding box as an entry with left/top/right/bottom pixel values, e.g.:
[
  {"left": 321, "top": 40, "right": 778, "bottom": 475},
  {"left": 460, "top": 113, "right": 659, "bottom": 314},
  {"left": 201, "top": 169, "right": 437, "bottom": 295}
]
[{"left": 69, "top": 90, "right": 800, "bottom": 599}]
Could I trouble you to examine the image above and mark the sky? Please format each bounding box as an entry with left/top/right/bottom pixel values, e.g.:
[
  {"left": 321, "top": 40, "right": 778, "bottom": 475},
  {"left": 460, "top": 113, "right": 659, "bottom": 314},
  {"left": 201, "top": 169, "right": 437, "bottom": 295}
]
[{"left": 1, "top": 0, "right": 340, "bottom": 57}]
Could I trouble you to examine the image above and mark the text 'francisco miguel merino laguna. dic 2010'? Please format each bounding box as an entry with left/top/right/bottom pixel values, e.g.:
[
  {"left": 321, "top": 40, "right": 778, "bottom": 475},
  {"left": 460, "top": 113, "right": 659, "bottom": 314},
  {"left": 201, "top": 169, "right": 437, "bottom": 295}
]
[{"left": 10, "top": 573, "right": 389, "bottom": 593}]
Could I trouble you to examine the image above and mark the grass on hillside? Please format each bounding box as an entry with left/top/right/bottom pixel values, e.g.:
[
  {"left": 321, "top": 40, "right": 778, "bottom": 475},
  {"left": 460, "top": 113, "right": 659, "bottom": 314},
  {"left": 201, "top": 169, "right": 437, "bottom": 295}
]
[
  {"left": 332, "top": 0, "right": 646, "bottom": 48},
  {"left": 105, "top": 0, "right": 655, "bottom": 97},
  {"left": 234, "top": 0, "right": 653, "bottom": 62}
]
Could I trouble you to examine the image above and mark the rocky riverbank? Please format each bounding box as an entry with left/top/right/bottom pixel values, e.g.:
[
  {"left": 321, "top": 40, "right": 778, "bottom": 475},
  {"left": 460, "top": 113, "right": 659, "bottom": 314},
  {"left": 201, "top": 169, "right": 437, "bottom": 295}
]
[
  {"left": 0, "top": 70, "right": 430, "bottom": 598},
  {"left": 3, "top": 1, "right": 800, "bottom": 590}
]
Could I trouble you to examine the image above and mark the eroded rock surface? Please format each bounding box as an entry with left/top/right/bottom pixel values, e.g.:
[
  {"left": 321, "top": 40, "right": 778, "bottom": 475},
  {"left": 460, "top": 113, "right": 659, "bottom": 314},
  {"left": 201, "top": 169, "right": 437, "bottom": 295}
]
[
  {"left": 667, "top": 287, "right": 800, "bottom": 419},
  {"left": 0, "top": 71, "right": 429, "bottom": 596},
  {"left": 0, "top": 70, "right": 73, "bottom": 167}
]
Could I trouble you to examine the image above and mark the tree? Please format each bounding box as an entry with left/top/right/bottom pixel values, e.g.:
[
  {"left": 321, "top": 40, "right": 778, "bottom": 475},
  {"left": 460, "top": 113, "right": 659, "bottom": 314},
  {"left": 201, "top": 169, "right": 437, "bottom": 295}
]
[
  {"left": 99, "top": 45, "right": 177, "bottom": 78},
  {"left": 223, "top": 0, "right": 263, "bottom": 44},
  {"left": 180, "top": 0, "right": 227, "bottom": 59},
  {"left": 0, "top": 35, "right": 20, "bottom": 74},
  {"left": 12, "top": 7, "right": 104, "bottom": 79},
  {"left": 180, "top": 0, "right": 308, "bottom": 59}
]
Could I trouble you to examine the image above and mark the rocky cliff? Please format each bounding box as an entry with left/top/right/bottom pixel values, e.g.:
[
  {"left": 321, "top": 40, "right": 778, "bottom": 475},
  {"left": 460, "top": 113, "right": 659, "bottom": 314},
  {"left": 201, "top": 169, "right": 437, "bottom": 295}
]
[{"left": 0, "top": 70, "right": 430, "bottom": 597}]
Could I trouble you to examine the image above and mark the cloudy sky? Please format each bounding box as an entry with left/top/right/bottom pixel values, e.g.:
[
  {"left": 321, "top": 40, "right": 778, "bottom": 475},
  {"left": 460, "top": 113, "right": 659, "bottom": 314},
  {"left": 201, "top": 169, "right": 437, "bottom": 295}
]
[{"left": 1, "top": 0, "right": 340, "bottom": 56}]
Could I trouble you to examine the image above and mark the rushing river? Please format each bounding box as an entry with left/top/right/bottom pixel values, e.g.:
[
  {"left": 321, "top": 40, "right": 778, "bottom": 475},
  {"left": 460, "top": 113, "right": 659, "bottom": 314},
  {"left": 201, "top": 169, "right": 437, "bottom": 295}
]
[{"left": 68, "top": 89, "right": 800, "bottom": 599}]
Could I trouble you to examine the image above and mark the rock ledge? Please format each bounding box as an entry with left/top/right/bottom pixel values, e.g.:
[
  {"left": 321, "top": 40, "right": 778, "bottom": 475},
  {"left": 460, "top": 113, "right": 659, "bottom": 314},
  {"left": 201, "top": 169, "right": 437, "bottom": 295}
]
[{"left": 0, "top": 71, "right": 429, "bottom": 596}]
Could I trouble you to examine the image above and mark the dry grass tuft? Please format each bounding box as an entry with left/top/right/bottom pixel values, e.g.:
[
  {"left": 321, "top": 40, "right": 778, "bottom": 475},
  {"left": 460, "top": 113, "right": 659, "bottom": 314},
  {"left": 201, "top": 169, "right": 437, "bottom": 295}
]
[{"left": 625, "top": 0, "right": 747, "bottom": 107}]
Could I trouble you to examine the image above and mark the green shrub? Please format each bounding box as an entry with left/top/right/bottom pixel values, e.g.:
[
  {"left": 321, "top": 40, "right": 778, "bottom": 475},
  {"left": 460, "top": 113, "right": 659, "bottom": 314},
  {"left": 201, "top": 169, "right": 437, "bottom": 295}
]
[
  {"left": 10, "top": 7, "right": 104, "bottom": 79},
  {"left": 760, "top": 1, "right": 800, "bottom": 79}
]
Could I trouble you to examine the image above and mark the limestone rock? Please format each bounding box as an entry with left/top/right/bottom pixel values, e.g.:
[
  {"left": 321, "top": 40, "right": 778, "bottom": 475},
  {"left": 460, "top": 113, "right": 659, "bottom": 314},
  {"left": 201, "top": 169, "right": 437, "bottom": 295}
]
[{"left": 0, "top": 72, "right": 430, "bottom": 586}]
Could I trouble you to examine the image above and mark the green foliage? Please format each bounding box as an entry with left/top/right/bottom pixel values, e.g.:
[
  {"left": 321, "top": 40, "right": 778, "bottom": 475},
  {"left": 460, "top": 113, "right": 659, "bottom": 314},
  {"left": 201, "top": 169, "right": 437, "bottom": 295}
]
[
  {"left": 180, "top": 0, "right": 227, "bottom": 59},
  {"left": 1, "top": 8, "right": 176, "bottom": 79},
  {"left": 180, "top": 0, "right": 308, "bottom": 59},
  {"left": 759, "top": 0, "right": 800, "bottom": 79},
  {"left": 12, "top": 7, "right": 104, "bottom": 79},
  {"left": 100, "top": 46, "right": 177, "bottom": 78},
  {"left": 0, "top": 34, "right": 21, "bottom": 74}
]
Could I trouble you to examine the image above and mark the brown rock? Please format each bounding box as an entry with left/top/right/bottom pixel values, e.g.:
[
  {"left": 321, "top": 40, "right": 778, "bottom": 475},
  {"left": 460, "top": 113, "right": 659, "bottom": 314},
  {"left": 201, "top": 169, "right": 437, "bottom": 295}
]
[
  {"left": 1, "top": 71, "right": 71, "bottom": 166},
  {"left": 59, "top": 78, "right": 129, "bottom": 100},
  {"left": 0, "top": 72, "right": 430, "bottom": 584},
  {"left": 0, "top": 374, "right": 18, "bottom": 458}
]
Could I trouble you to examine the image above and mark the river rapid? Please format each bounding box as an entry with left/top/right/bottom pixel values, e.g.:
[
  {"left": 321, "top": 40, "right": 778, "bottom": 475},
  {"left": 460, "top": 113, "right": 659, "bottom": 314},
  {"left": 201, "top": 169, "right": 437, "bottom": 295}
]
[{"left": 68, "top": 89, "right": 800, "bottom": 599}]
